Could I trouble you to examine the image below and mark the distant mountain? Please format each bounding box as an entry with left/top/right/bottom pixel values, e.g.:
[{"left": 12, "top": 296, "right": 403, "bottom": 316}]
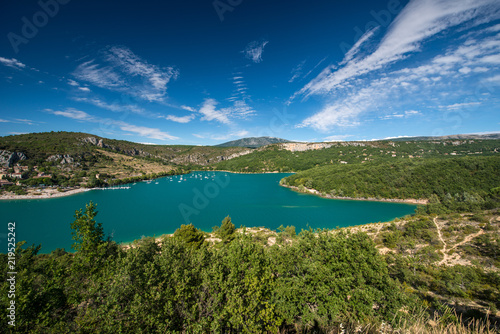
[
  {"left": 386, "top": 133, "right": 500, "bottom": 141},
  {"left": 215, "top": 137, "right": 291, "bottom": 148}
]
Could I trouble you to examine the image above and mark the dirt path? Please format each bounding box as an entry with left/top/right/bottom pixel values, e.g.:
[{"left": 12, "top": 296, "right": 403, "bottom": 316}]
[
  {"left": 435, "top": 217, "right": 484, "bottom": 266},
  {"left": 372, "top": 223, "right": 384, "bottom": 240}
]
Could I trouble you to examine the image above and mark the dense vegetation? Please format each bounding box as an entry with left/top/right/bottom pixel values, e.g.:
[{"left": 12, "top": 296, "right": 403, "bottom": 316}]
[
  {"left": 2, "top": 203, "right": 499, "bottom": 333},
  {"left": 282, "top": 156, "right": 500, "bottom": 213},
  {"left": 1, "top": 203, "right": 415, "bottom": 333},
  {"left": 0, "top": 131, "right": 247, "bottom": 163},
  {"left": 215, "top": 139, "right": 500, "bottom": 172}
]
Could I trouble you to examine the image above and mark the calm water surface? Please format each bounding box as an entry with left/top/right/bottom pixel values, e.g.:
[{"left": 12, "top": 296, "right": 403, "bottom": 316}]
[{"left": 1, "top": 172, "right": 417, "bottom": 252}]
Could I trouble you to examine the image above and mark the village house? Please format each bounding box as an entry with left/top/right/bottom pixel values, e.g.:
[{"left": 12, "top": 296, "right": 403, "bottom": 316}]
[
  {"left": 0, "top": 179, "right": 14, "bottom": 187},
  {"left": 33, "top": 172, "right": 52, "bottom": 179}
]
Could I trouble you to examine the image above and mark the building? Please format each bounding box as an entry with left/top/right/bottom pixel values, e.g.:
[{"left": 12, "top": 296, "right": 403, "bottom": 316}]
[{"left": 0, "top": 179, "right": 14, "bottom": 187}]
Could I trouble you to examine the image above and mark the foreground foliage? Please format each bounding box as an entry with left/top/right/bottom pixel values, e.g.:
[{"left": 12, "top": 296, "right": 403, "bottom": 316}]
[
  {"left": 1, "top": 204, "right": 416, "bottom": 333},
  {"left": 2, "top": 204, "right": 499, "bottom": 333}
]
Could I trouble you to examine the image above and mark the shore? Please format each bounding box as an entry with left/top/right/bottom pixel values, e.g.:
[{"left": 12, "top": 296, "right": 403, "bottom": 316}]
[
  {"left": 0, "top": 187, "right": 90, "bottom": 200},
  {"left": 282, "top": 184, "right": 429, "bottom": 205},
  {"left": 198, "top": 170, "right": 288, "bottom": 174}
]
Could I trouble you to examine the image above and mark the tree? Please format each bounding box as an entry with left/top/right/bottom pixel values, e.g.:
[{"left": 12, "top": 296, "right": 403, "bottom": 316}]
[
  {"left": 173, "top": 224, "right": 205, "bottom": 249},
  {"left": 218, "top": 216, "right": 236, "bottom": 243},
  {"left": 70, "top": 201, "right": 104, "bottom": 256}
]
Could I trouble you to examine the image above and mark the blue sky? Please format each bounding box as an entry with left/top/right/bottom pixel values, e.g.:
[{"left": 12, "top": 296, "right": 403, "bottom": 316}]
[{"left": 0, "top": 0, "right": 499, "bottom": 145}]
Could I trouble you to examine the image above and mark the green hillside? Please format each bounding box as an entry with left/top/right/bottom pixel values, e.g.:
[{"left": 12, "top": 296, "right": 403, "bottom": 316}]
[
  {"left": 214, "top": 139, "right": 500, "bottom": 172},
  {"left": 282, "top": 156, "right": 500, "bottom": 212}
]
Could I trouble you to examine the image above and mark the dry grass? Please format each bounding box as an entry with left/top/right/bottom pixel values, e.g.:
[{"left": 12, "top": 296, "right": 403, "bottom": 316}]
[{"left": 95, "top": 149, "right": 173, "bottom": 179}]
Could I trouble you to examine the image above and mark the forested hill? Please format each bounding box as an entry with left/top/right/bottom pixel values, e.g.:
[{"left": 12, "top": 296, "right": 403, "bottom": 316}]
[
  {"left": 214, "top": 138, "right": 500, "bottom": 173},
  {"left": 282, "top": 156, "right": 500, "bottom": 213},
  {"left": 0, "top": 131, "right": 251, "bottom": 167}
]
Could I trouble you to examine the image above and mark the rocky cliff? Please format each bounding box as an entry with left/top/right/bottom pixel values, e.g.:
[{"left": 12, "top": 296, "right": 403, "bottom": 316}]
[{"left": 0, "top": 150, "right": 27, "bottom": 167}]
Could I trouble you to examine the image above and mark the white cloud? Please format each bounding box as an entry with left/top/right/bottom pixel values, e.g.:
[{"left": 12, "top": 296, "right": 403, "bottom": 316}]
[
  {"left": 459, "top": 67, "right": 472, "bottom": 74},
  {"left": 0, "top": 57, "right": 26, "bottom": 70},
  {"left": 78, "top": 87, "right": 91, "bottom": 92},
  {"left": 340, "top": 26, "right": 379, "bottom": 66},
  {"left": 295, "top": 0, "right": 500, "bottom": 99},
  {"left": 323, "top": 135, "right": 353, "bottom": 142},
  {"left": 299, "top": 103, "right": 362, "bottom": 130},
  {"left": 180, "top": 105, "right": 196, "bottom": 112},
  {"left": 45, "top": 108, "right": 95, "bottom": 121},
  {"left": 0, "top": 118, "right": 39, "bottom": 125},
  {"left": 68, "top": 79, "right": 80, "bottom": 86},
  {"left": 198, "top": 98, "right": 231, "bottom": 124},
  {"left": 242, "top": 40, "right": 269, "bottom": 63},
  {"left": 198, "top": 98, "right": 255, "bottom": 125},
  {"left": 485, "top": 74, "right": 500, "bottom": 83},
  {"left": 294, "top": 0, "right": 500, "bottom": 131},
  {"left": 289, "top": 60, "right": 306, "bottom": 83},
  {"left": 223, "top": 100, "right": 256, "bottom": 119},
  {"left": 440, "top": 102, "right": 482, "bottom": 110},
  {"left": 73, "top": 46, "right": 179, "bottom": 102},
  {"left": 163, "top": 114, "right": 195, "bottom": 123},
  {"left": 73, "top": 97, "right": 147, "bottom": 115},
  {"left": 118, "top": 124, "right": 177, "bottom": 140},
  {"left": 47, "top": 107, "right": 178, "bottom": 140},
  {"left": 381, "top": 110, "right": 422, "bottom": 120}
]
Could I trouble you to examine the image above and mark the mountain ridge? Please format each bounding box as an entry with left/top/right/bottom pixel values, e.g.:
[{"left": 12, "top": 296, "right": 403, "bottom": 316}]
[{"left": 215, "top": 136, "right": 291, "bottom": 148}]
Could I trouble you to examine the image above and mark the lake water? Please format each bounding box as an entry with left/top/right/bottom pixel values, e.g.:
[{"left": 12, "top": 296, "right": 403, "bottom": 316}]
[{"left": 1, "top": 172, "right": 417, "bottom": 253}]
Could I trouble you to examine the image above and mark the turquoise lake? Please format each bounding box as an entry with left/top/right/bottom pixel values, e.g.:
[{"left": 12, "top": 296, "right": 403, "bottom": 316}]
[{"left": 1, "top": 172, "right": 417, "bottom": 253}]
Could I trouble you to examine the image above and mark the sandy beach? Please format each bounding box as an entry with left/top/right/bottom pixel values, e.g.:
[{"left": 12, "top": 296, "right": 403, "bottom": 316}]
[{"left": 0, "top": 187, "right": 90, "bottom": 200}]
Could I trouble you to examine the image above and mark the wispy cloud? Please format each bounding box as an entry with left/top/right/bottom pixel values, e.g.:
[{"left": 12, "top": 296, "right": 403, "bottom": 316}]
[
  {"left": 199, "top": 98, "right": 231, "bottom": 124},
  {"left": 163, "top": 114, "right": 195, "bottom": 123},
  {"left": 118, "top": 124, "right": 177, "bottom": 141},
  {"left": 323, "top": 134, "right": 353, "bottom": 142},
  {"left": 73, "top": 97, "right": 147, "bottom": 115},
  {"left": 0, "top": 118, "right": 40, "bottom": 125},
  {"left": 242, "top": 40, "right": 269, "bottom": 63},
  {"left": 46, "top": 108, "right": 178, "bottom": 140},
  {"left": 380, "top": 110, "right": 422, "bottom": 120},
  {"left": 295, "top": 0, "right": 500, "bottom": 100},
  {"left": 180, "top": 105, "right": 196, "bottom": 112},
  {"left": 289, "top": 60, "right": 306, "bottom": 83},
  {"left": 67, "top": 79, "right": 80, "bottom": 87},
  {"left": 198, "top": 98, "right": 256, "bottom": 125},
  {"left": 295, "top": 0, "right": 500, "bottom": 130},
  {"left": 45, "top": 108, "right": 95, "bottom": 121},
  {"left": 340, "top": 26, "right": 379, "bottom": 66},
  {"left": 440, "top": 102, "right": 482, "bottom": 110},
  {"left": 73, "top": 46, "right": 179, "bottom": 102},
  {"left": 0, "top": 57, "right": 26, "bottom": 70}
]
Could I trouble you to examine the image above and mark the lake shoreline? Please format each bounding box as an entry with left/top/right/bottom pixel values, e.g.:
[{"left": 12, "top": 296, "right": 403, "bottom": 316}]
[
  {"left": 202, "top": 170, "right": 293, "bottom": 174},
  {"left": 0, "top": 187, "right": 91, "bottom": 200},
  {"left": 281, "top": 184, "right": 428, "bottom": 205}
]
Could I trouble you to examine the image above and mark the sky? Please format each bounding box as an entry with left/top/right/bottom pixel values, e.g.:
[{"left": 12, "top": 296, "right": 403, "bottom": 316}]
[{"left": 0, "top": 0, "right": 499, "bottom": 145}]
